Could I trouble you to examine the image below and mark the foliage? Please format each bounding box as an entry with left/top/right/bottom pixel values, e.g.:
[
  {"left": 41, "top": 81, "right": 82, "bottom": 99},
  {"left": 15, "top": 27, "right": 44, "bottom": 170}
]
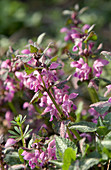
[{"left": 1, "top": 3, "right": 111, "bottom": 170}]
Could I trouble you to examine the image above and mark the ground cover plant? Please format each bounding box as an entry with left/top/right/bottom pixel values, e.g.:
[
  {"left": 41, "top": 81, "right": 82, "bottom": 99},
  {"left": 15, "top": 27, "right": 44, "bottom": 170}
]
[{"left": 1, "top": 4, "right": 111, "bottom": 170}]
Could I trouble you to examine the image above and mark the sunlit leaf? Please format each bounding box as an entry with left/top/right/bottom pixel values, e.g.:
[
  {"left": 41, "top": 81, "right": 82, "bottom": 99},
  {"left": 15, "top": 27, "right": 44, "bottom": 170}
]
[
  {"left": 84, "top": 31, "right": 97, "bottom": 43},
  {"left": 8, "top": 130, "right": 19, "bottom": 136},
  {"left": 62, "top": 148, "right": 76, "bottom": 170},
  {"left": 90, "top": 101, "right": 111, "bottom": 114},
  {"left": 69, "top": 121, "right": 97, "bottom": 132},
  {"left": 18, "top": 149, "right": 24, "bottom": 163},
  {"left": 37, "top": 32, "right": 46, "bottom": 45},
  {"left": 17, "top": 55, "right": 32, "bottom": 63},
  {"left": 30, "top": 45, "right": 38, "bottom": 53},
  {"left": 24, "top": 64, "right": 36, "bottom": 75},
  {"left": 88, "top": 24, "right": 96, "bottom": 33},
  {"left": 14, "top": 126, "right": 21, "bottom": 134}
]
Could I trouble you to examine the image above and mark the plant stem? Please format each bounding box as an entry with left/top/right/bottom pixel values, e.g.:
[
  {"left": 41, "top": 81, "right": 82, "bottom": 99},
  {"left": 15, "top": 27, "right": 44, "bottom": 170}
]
[
  {"left": 46, "top": 89, "right": 62, "bottom": 118},
  {"left": 19, "top": 125, "right": 26, "bottom": 147},
  {"left": 71, "top": 129, "right": 81, "bottom": 141},
  {"left": 66, "top": 126, "right": 76, "bottom": 143},
  {"left": 40, "top": 72, "right": 62, "bottom": 118},
  {"left": 107, "top": 159, "right": 110, "bottom": 170}
]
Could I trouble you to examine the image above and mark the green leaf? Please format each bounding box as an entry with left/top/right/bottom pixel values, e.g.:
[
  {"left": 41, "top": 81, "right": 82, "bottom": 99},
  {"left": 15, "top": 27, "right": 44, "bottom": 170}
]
[
  {"left": 18, "top": 115, "right": 22, "bottom": 122},
  {"left": 104, "top": 112, "right": 111, "bottom": 125},
  {"left": 55, "top": 136, "right": 77, "bottom": 161},
  {"left": 49, "top": 160, "right": 63, "bottom": 167},
  {"left": 4, "top": 151, "right": 22, "bottom": 166},
  {"left": 37, "top": 32, "right": 46, "bottom": 45},
  {"left": 88, "top": 87, "right": 99, "bottom": 103},
  {"left": 14, "top": 126, "right": 21, "bottom": 134},
  {"left": 101, "top": 140, "right": 111, "bottom": 150},
  {"left": 97, "top": 126, "right": 108, "bottom": 136},
  {"left": 90, "top": 101, "right": 111, "bottom": 114},
  {"left": 30, "top": 91, "right": 43, "bottom": 104},
  {"left": 78, "top": 6, "right": 88, "bottom": 15},
  {"left": 69, "top": 157, "right": 100, "bottom": 170},
  {"left": 62, "top": 148, "right": 76, "bottom": 170},
  {"left": 8, "top": 130, "right": 19, "bottom": 136},
  {"left": 104, "top": 131, "right": 111, "bottom": 140},
  {"left": 97, "top": 117, "right": 104, "bottom": 127},
  {"left": 9, "top": 135, "right": 19, "bottom": 139},
  {"left": 84, "top": 31, "right": 97, "bottom": 43},
  {"left": 10, "top": 121, "right": 18, "bottom": 125},
  {"left": 0, "top": 68, "right": 9, "bottom": 81},
  {"left": 98, "top": 77, "right": 111, "bottom": 84},
  {"left": 30, "top": 45, "right": 38, "bottom": 53},
  {"left": 62, "top": 10, "right": 72, "bottom": 15},
  {"left": 24, "top": 129, "right": 32, "bottom": 138},
  {"left": 102, "top": 147, "right": 111, "bottom": 159},
  {"left": 18, "top": 149, "right": 24, "bottom": 163},
  {"left": 69, "top": 121, "right": 97, "bottom": 132},
  {"left": 21, "top": 115, "right": 26, "bottom": 124},
  {"left": 24, "top": 64, "right": 36, "bottom": 75},
  {"left": 88, "top": 24, "right": 96, "bottom": 33},
  {"left": 51, "top": 56, "right": 58, "bottom": 62},
  {"left": 24, "top": 124, "right": 29, "bottom": 135},
  {"left": 17, "top": 55, "right": 32, "bottom": 63},
  {"left": 75, "top": 101, "right": 83, "bottom": 122},
  {"left": 28, "top": 138, "right": 33, "bottom": 148}
]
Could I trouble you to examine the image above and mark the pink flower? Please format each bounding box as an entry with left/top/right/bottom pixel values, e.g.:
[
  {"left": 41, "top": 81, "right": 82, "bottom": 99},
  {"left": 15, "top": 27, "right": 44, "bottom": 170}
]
[
  {"left": 1, "top": 59, "right": 11, "bottom": 69},
  {"left": 21, "top": 49, "right": 30, "bottom": 54},
  {"left": 69, "top": 93, "right": 78, "bottom": 99},
  {"left": 47, "top": 139, "right": 56, "bottom": 159},
  {"left": 71, "top": 33, "right": 81, "bottom": 39},
  {"left": 88, "top": 108, "right": 107, "bottom": 123},
  {"left": 60, "top": 27, "right": 78, "bottom": 42},
  {"left": 49, "top": 62, "right": 60, "bottom": 69},
  {"left": 5, "top": 138, "right": 17, "bottom": 147},
  {"left": 104, "top": 85, "right": 111, "bottom": 97},
  {"left": 71, "top": 58, "right": 92, "bottom": 81},
  {"left": 15, "top": 71, "right": 24, "bottom": 81},
  {"left": 82, "top": 24, "right": 90, "bottom": 33},
  {"left": 93, "top": 59, "right": 109, "bottom": 77},
  {"left": 23, "top": 102, "right": 35, "bottom": 116},
  {"left": 108, "top": 97, "right": 111, "bottom": 103},
  {"left": 5, "top": 111, "right": 13, "bottom": 128},
  {"left": 62, "top": 94, "right": 77, "bottom": 117}
]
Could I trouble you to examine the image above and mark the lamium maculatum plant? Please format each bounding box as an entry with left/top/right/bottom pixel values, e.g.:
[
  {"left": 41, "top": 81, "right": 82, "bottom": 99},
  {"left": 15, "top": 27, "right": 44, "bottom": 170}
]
[{"left": 1, "top": 4, "right": 111, "bottom": 170}]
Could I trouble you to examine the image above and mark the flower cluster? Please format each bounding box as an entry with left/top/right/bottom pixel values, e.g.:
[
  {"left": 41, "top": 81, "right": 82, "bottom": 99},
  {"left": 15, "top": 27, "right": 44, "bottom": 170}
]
[
  {"left": 42, "top": 87, "right": 78, "bottom": 121},
  {"left": 21, "top": 139, "right": 56, "bottom": 169},
  {"left": 3, "top": 5, "right": 111, "bottom": 170}
]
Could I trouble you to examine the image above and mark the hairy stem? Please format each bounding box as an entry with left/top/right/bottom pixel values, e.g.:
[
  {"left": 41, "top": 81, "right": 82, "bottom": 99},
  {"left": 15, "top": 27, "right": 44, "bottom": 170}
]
[{"left": 46, "top": 89, "right": 62, "bottom": 118}]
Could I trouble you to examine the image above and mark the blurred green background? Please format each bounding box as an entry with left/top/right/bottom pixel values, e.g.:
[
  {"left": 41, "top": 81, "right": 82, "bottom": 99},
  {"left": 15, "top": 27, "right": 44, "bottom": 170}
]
[{"left": 0, "top": 0, "right": 111, "bottom": 56}]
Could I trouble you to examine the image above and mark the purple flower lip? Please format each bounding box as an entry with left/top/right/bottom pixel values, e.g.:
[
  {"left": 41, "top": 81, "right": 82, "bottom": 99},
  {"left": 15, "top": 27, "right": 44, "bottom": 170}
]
[{"left": 5, "top": 138, "right": 17, "bottom": 147}]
